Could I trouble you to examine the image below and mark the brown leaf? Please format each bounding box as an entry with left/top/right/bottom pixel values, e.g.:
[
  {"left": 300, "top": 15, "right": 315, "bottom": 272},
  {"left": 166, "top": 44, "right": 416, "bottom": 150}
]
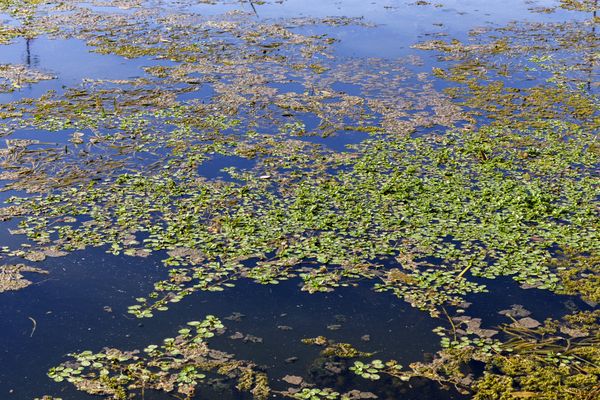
[{"left": 282, "top": 375, "right": 303, "bottom": 385}]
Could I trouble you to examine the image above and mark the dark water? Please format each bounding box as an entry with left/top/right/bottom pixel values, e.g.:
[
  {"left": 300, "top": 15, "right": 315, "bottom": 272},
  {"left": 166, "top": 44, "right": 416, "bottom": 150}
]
[
  {"left": 0, "top": 247, "right": 587, "bottom": 399},
  {"left": 0, "top": 247, "right": 443, "bottom": 399},
  {"left": 0, "top": 1, "right": 596, "bottom": 399}
]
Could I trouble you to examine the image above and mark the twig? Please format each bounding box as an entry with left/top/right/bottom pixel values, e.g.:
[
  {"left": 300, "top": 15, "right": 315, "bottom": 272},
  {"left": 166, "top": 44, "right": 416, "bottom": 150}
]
[
  {"left": 441, "top": 306, "right": 457, "bottom": 342},
  {"left": 456, "top": 260, "right": 473, "bottom": 280},
  {"left": 248, "top": 0, "right": 258, "bottom": 17},
  {"left": 28, "top": 316, "right": 37, "bottom": 337}
]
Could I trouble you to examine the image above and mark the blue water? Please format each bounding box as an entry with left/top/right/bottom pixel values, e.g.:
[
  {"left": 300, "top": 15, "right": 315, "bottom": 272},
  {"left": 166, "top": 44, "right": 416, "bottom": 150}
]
[{"left": 0, "top": 1, "right": 596, "bottom": 399}]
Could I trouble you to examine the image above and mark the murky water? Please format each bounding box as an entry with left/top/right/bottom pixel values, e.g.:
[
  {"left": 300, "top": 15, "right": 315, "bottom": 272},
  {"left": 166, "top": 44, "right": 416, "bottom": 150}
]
[{"left": 0, "top": 1, "right": 597, "bottom": 399}]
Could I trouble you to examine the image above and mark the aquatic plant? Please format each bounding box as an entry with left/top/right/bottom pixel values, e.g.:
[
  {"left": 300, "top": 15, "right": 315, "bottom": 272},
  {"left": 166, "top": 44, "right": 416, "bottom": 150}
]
[
  {"left": 48, "top": 315, "right": 271, "bottom": 400},
  {"left": 0, "top": 263, "right": 47, "bottom": 292},
  {"left": 351, "top": 310, "right": 600, "bottom": 399},
  {"left": 0, "top": 1, "right": 596, "bottom": 399}
]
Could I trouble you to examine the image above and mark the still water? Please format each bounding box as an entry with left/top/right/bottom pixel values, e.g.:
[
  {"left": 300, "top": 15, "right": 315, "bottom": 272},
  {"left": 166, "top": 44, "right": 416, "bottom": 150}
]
[{"left": 0, "top": 1, "right": 597, "bottom": 399}]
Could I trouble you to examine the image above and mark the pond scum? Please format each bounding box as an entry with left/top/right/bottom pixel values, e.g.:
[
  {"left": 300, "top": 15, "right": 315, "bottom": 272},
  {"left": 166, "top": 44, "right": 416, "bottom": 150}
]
[{"left": 0, "top": 0, "right": 598, "bottom": 399}]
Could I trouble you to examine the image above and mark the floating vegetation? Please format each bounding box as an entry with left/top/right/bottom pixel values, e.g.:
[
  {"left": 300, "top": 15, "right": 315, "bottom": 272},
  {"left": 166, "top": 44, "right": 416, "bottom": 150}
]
[
  {"left": 47, "top": 316, "right": 386, "bottom": 400},
  {"left": 6, "top": 117, "right": 596, "bottom": 317},
  {"left": 0, "top": 64, "right": 54, "bottom": 91},
  {"left": 301, "top": 337, "right": 374, "bottom": 358},
  {"left": 48, "top": 316, "right": 272, "bottom": 399},
  {"left": 560, "top": 0, "right": 600, "bottom": 12},
  {"left": 352, "top": 310, "right": 600, "bottom": 399},
  {"left": 0, "top": 0, "right": 597, "bottom": 399},
  {"left": 0, "top": 263, "right": 46, "bottom": 292}
]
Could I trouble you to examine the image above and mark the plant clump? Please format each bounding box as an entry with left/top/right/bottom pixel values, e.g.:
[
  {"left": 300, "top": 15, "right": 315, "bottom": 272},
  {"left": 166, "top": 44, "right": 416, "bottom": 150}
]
[{"left": 48, "top": 316, "right": 271, "bottom": 400}]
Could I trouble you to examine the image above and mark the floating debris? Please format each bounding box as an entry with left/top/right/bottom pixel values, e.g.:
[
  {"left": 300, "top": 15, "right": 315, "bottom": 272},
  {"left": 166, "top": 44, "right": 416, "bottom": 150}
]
[{"left": 0, "top": 264, "right": 47, "bottom": 292}]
